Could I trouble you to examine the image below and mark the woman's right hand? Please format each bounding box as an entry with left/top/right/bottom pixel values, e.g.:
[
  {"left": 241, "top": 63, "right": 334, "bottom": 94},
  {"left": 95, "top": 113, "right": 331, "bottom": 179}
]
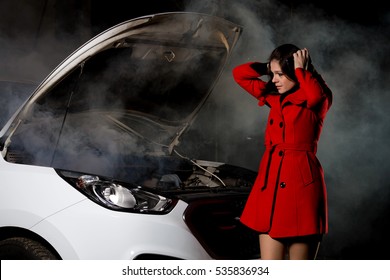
[{"left": 293, "top": 48, "right": 310, "bottom": 70}]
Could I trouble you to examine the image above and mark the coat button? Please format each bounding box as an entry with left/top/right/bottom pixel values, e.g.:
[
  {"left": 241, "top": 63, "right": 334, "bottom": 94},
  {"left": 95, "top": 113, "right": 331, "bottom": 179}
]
[
  {"left": 279, "top": 122, "right": 283, "bottom": 128},
  {"left": 278, "top": 151, "right": 284, "bottom": 156},
  {"left": 270, "top": 119, "right": 273, "bottom": 125},
  {"left": 280, "top": 182, "right": 286, "bottom": 188}
]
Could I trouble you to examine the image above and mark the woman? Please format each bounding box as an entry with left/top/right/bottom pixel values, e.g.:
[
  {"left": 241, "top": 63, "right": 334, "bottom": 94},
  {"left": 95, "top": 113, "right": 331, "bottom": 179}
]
[{"left": 232, "top": 44, "right": 332, "bottom": 260}]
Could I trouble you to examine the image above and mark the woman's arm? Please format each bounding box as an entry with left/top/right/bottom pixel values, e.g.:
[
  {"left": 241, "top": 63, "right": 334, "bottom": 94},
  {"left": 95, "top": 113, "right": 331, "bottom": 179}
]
[
  {"left": 293, "top": 49, "right": 332, "bottom": 109},
  {"left": 232, "top": 62, "right": 269, "bottom": 100}
]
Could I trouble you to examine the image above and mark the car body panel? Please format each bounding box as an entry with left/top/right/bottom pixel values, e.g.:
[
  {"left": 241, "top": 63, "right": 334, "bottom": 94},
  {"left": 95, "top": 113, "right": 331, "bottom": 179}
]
[
  {"left": 31, "top": 200, "right": 210, "bottom": 259},
  {"left": 0, "top": 157, "right": 85, "bottom": 228}
]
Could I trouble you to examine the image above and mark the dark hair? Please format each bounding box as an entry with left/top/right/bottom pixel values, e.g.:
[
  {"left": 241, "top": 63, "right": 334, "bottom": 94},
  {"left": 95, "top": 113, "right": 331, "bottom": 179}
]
[
  {"left": 265, "top": 44, "right": 332, "bottom": 107},
  {"left": 268, "top": 43, "right": 300, "bottom": 82}
]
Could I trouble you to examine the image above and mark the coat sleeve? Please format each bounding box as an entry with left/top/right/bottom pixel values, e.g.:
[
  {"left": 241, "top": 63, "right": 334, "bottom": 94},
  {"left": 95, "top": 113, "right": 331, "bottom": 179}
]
[
  {"left": 295, "top": 68, "right": 333, "bottom": 109},
  {"left": 232, "top": 62, "right": 269, "bottom": 106}
]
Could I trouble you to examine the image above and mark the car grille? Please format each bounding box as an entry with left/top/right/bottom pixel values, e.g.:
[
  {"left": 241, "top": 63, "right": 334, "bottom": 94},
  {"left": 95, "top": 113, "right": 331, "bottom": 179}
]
[{"left": 183, "top": 194, "right": 260, "bottom": 259}]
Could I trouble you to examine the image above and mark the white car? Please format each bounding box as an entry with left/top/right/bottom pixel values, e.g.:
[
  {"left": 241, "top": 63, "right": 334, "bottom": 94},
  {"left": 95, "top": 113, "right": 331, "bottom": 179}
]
[{"left": 0, "top": 12, "right": 259, "bottom": 260}]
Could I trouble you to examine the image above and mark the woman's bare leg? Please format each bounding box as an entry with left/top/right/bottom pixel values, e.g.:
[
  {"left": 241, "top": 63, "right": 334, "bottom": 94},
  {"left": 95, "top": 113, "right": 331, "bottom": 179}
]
[
  {"left": 288, "top": 240, "right": 321, "bottom": 260},
  {"left": 259, "top": 234, "right": 286, "bottom": 260}
]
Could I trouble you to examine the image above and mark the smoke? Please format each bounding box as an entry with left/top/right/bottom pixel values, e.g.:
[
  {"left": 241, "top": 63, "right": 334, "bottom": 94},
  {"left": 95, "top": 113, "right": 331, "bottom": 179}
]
[
  {"left": 1, "top": 0, "right": 389, "bottom": 259},
  {"left": 0, "top": 0, "right": 92, "bottom": 128},
  {"left": 0, "top": 0, "right": 91, "bottom": 83},
  {"left": 182, "top": 0, "right": 390, "bottom": 259}
]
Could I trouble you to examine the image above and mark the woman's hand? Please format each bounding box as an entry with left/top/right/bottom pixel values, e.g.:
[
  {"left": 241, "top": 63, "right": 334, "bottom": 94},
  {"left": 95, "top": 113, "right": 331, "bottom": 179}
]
[{"left": 293, "top": 48, "right": 310, "bottom": 70}]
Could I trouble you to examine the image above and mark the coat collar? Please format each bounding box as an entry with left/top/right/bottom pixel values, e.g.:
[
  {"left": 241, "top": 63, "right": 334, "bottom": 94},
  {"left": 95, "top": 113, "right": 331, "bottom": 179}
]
[
  {"left": 262, "top": 88, "right": 306, "bottom": 114},
  {"left": 281, "top": 89, "right": 306, "bottom": 107}
]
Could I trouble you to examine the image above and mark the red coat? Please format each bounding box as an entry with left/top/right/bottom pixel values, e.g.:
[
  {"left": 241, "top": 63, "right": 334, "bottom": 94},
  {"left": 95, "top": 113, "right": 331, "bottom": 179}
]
[{"left": 232, "top": 62, "right": 332, "bottom": 238}]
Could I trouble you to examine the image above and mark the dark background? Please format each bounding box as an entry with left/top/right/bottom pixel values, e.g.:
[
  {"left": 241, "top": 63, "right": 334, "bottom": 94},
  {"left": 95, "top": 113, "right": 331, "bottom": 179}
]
[{"left": 1, "top": 0, "right": 389, "bottom": 260}]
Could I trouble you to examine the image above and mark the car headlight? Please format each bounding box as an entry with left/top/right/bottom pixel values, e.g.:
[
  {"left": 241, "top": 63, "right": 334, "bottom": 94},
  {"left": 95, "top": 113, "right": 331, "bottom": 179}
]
[{"left": 57, "top": 171, "right": 176, "bottom": 214}]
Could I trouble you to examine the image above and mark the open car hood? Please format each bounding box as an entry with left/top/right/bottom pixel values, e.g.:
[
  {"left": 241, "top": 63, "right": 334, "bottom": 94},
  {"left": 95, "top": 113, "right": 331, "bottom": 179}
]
[{"left": 6, "top": 12, "right": 241, "bottom": 155}]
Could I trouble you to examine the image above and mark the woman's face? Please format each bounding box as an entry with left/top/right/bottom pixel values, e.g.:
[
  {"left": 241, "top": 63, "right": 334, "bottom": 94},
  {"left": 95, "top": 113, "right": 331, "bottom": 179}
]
[{"left": 270, "top": 59, "right": 296, "bottom": 94}]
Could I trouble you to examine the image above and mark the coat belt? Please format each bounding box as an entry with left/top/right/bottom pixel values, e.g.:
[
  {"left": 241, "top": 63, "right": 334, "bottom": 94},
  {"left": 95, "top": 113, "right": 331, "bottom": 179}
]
[
  {"left": 266, "top": 142, "right": 317, "bottom": 153},
  {"left": 260, "top": 142, "right": 318, "bottom": 192}
]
